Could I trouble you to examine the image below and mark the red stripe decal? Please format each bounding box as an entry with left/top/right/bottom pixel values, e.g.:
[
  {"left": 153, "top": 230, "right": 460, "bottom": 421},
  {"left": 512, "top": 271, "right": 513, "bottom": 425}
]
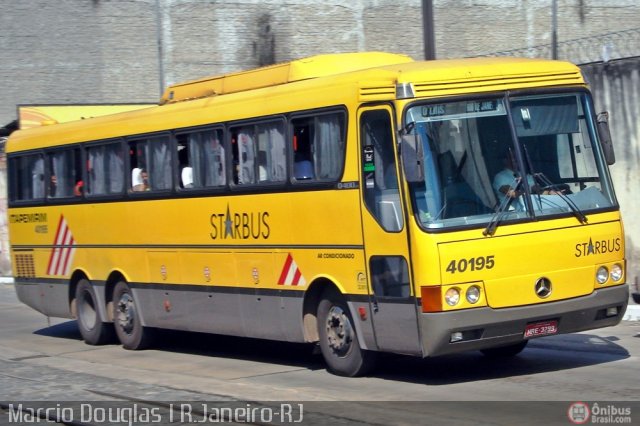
[
  {"left": 278, "top": 254, "right": 293, "bottom": 285},
  {"left": 54, "top": 226, "right": 71, "bottom": 275},
  {"left": 60, "top": 237, "right": 75, "bottom": 276},
  {"left": 47, "top": 215, "right": 65, "bottom": 275},
  {"left": 292, "top": 268, "right": 302, "bottom": 286}
]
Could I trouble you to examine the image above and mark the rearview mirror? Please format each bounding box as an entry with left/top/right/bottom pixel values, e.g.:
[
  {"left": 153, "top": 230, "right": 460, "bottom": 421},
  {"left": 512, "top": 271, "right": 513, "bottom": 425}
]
[
  {"left": 400, "top": 133, "right": 424, "bottom": 183},
  {"left": 597, "top": 112, "right": 615, "bottom": 165}
]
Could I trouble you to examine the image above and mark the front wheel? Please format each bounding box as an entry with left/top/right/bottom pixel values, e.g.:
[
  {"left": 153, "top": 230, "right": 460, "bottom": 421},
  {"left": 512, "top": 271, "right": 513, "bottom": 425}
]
[
  {"left": 317, "top": 290, "right": 377, "bottom": 377},
  {"left": 112, "top": 281, "right": 154, "bottom": 350},
  {"left": 75, "top": 279, "right": 114, "bottom": 345}
]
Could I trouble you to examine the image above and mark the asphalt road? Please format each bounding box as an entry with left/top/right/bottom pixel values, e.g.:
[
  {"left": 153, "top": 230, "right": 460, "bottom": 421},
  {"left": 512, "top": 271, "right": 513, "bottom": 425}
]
[{"left": 1, "top": 282, "right": 639, "bottom": 425}]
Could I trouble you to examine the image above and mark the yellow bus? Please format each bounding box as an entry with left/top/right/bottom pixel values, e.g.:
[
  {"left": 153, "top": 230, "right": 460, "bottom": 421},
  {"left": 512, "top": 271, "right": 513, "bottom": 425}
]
[{"left": 6, "top": 52, "right": 628, "bottom": 376}]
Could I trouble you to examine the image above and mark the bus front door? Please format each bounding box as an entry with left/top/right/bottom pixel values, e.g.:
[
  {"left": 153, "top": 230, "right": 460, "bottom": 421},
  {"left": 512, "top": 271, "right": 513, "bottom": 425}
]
[{"left": 358, "top": 106, "right": 421, "bottom": 355}]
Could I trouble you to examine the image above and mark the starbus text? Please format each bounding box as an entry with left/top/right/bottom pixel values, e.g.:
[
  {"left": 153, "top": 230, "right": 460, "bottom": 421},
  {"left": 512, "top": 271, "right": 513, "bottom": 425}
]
[{"left": 210, "top": 211, "right": 270, "bottom": 240}]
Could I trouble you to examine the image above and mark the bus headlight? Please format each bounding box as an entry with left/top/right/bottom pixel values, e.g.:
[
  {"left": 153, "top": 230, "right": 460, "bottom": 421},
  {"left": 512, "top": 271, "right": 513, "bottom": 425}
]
[
  {"left": 444, "top": 288, "right": 460, "bottom": 306},
  {"left": 610, "top": 264, "right": 623, "bottom": 282},
  {"left": 596, "top": 266, "right": 609, "bottom": 284},
  {"left": 466, "top": 286, "right": 481, "bottom": 304}
]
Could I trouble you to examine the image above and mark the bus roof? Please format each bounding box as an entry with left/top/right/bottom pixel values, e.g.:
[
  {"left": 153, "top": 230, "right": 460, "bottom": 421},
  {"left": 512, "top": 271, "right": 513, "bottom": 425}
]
[
  {"left": 160, "top": 52, "right": 414, "bottom": 104},
  {"left": 7, "top": 53, "right": 584, "bottom": 153},
  {"left": 160, "top": 53, "right": 583, "bottom": 104}
]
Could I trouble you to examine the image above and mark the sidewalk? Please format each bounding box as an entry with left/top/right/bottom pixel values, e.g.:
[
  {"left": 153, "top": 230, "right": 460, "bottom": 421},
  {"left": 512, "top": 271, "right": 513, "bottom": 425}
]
[{"left": 623, "top": 304, "right": 640, "bottom": 321}]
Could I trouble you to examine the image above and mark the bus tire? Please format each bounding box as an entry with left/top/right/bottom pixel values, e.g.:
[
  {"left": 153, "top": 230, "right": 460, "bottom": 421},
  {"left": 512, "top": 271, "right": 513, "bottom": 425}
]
[
  {"left": 480, "top": 340, "right": 528, "bottom": 358},
  {"left": 112, "top": 281, "right": 153, "bottom": 350},
  {"left": 317, "top": 290, "right": 377, "bottom": 377},
  {"left": 75, "top": 279, "right": 114, "bottom": 345}
]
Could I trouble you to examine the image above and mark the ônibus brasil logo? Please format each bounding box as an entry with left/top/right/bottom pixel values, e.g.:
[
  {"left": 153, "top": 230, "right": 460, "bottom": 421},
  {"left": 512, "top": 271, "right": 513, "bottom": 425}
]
[{"left": 568, "top": 402, "right": 591, "bottom": 424}]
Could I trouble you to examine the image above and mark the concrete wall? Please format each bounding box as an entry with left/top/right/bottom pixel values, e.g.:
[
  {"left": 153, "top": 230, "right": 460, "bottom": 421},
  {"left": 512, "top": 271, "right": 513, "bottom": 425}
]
[
  {"left": 438, "top": 0, "right": 640, "bottom": 59},
  {"left": 2, "top": 1, "right": 639, "bottom": 126},
  {"left": 0, "top": 144, "right": 9, "bottom": 276},
  {"left": 581, "top": 59, "right": 640, "bottom": 289}
]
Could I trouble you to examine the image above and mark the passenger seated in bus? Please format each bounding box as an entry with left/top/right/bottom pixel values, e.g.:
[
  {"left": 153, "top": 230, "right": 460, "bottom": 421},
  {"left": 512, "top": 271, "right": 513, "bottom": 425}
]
[
  {"left": 131, "top": 167, "right": 149, "bottom": 191},
  {"left": 181, "top": 166, "right": 193, "bottom": 188},
  {"left": 74, "top": 180, "right": 84, "bottom": 196},
  {"left": 294, "top": 160, "right": 314, "bottom": 180},
  {"left": 493, "top": 149, "right": 562, "bottom": 206},
  {"left": 49, "top": 174, "right": 58, "bottom": 197}
]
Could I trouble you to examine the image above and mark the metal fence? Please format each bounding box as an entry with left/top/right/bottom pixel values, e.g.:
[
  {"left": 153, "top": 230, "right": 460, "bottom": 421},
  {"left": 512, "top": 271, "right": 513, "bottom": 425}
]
[{"left": 478, "top": 27, "right": 640, "bottom": 65}]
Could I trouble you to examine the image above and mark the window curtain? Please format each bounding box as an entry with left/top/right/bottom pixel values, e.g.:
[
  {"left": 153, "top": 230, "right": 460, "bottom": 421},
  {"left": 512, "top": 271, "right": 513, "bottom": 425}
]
[
  {"left": 257, "top": 123, "right": 286, "bottom": 182},
  {"left": 188, "top": 131, "right": 225, "bottom": 187},
  {"left": 314, "top": 114, "right": 343, "bottom": 180},
  {"left": 237, "top": 130, "right": 255, "bottom": 184},
  {"left": 188, "top": 133, "right": 206, "bottom": 188},
  {"left": 107, "top": 145, "right": 124, "bottom": 193},
  {"left": 149, "top": 137, "right": 171, "bottom": 190},
  {"left": 270, "top": 127, "right": 286, "bottom": 181},
  {"left": 30, "top": 156, "right": 45, "bottom": 199},
  {"left": 51, "top": 151, "right": 73, "bottom": 198},
  {"left": 208, "top": 131, "right": 226, "bottom": 186},
  {"left": 88, "top": 147, "right": 106, "bottom": 195}
]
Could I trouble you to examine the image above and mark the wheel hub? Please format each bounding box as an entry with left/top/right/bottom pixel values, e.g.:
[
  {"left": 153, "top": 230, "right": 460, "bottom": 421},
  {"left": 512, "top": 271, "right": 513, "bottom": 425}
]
[
  {"left": 116, "top": 293, "right": 135, "bottom": 335},
  {"left": 325, "top": 306, "right": 353, "bottom": 352}
]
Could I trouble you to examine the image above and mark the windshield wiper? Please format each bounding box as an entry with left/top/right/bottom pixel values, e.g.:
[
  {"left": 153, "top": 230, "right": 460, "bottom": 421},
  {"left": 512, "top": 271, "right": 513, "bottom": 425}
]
[
  {"left": 483, "top": 177, "right": 521, "bottom": 236},
  {"left": 532, "top": 171, "right": 588, "bottom": 224},
  {"left": 522, "top": 145, "right": 588, "bottom": 224}
]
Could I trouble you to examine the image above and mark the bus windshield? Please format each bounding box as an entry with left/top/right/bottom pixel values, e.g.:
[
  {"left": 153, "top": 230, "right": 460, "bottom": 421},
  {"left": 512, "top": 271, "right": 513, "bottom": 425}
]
[{"left": 404, "top": 92, "right": 616, "bottom": 230}]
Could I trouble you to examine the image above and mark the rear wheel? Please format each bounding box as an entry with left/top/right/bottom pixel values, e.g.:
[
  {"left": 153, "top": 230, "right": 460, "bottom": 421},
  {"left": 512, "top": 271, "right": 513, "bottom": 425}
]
[
  {"left": 480, "top": 340, "right": 528, "bottom": 358},
  {"left": 317, "top": 289, "right": 377, "bottom": 376},
  {"left": 113, "top": 281, "right": 153, "bottom": 350},
  {"left": 75, "top": 279, "right": 114, "bottom": 345}
]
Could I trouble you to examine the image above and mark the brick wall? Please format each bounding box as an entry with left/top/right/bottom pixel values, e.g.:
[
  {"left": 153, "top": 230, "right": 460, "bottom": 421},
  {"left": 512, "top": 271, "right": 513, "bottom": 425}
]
[{"left": 2, "top": 0, "right": 639, "bottom": 125}]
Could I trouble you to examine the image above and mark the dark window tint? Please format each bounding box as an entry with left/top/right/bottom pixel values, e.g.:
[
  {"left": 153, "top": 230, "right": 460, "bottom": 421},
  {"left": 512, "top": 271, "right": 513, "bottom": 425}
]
[{"left": 291, "top": 111, "right": 345, "bottom": 182}]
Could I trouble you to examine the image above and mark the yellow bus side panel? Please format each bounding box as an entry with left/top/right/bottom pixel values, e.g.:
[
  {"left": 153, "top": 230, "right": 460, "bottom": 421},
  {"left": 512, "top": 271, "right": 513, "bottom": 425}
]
[{"left": 9, "top": 188, "right": 366, "bottom": 295}]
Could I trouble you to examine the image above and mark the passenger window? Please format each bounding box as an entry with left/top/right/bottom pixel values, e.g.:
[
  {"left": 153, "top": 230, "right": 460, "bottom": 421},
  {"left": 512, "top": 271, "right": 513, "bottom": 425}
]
[
  {"left": 370, "top": 256, "right": 410, "bottom": 297},
  {"left": 10, "top": 154, "right": 45, "bottom": 201},
  {"left": 231, "top": 121, "right": 285, "bottom": 185},
  {"left": 231, "top": 126, "right": 255, "bottom": 184},
  {"left": 129, "top": 135, "right": 172, "bottom": 192},
  {"left": 177, "top": 129, "right": 226, "bottom": 189},
  {"left": 291, "top": 111, "right": 345, "bottom": 182},
  {"left": 48, "top": 148, "right": 83, "bottom": 198},
  {"left": 257, "top": 122, "right": 286, "bottom": 183},
  {"left": 86, "top": 142, "right": 125, "bottom": 196},
  {"left": 360, "top": 110, "right": 403, "bottom": 232}
]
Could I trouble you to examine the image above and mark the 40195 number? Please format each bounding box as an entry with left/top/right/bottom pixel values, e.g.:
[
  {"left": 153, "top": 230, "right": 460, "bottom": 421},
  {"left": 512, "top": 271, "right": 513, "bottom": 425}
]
[{"left": 445, "top": 255, "right": 495, "bottom": 274}]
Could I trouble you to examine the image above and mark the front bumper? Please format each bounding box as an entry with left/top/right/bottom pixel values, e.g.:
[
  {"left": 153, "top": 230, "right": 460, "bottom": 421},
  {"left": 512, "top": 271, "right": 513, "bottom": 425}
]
[{"left": 420, "top": 284, "right": 629, "bottom": 357}]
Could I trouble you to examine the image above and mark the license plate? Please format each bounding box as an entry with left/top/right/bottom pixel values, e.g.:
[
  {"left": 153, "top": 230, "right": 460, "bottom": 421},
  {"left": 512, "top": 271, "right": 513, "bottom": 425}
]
[{"left": 524, "top": 320, "right": 558, "bottom": 338}]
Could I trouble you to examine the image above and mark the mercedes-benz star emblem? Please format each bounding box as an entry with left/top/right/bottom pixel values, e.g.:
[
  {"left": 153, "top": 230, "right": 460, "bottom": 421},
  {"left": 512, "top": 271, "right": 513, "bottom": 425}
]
[{"left": 534, "top": 277, "right": 552, "bottom": 298}]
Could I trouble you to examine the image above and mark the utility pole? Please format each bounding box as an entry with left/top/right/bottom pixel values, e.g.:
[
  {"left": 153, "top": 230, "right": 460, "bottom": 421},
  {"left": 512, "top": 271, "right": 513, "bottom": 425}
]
[
  {"left": 154, "top": 0, "right": 166, "bottom": 95},
  {"left": 423, "top": 0, "right": 436, "bottom": 60},
  {"left": 551, "top": 0, "right": 558, "bottom": 59}
]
